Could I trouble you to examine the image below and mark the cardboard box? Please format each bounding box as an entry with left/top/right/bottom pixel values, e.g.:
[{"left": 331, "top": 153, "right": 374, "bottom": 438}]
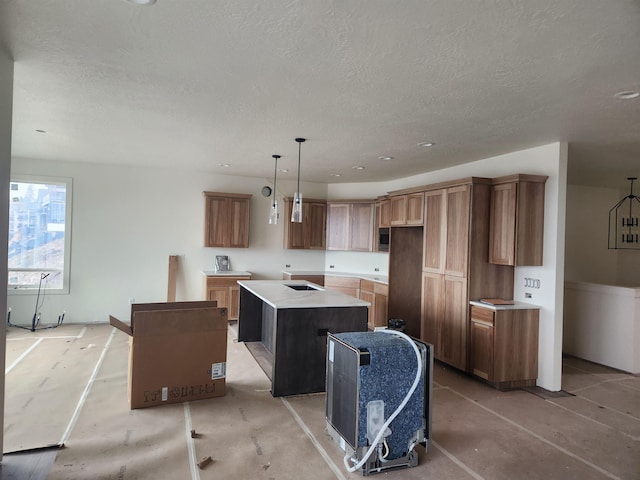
[{"left": 110, "top": 301, "right": 227, "bottom": 409}]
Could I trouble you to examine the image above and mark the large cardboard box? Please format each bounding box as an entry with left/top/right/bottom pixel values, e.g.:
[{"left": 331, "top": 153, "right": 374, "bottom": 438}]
[{"left": 110, "top": 301, "right": 227, "bottom": 409}]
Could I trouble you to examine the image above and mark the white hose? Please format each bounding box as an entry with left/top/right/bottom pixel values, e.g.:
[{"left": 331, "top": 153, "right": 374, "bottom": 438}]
[{"left": 343, "top": 328, "right": 423, "bottom": 473}]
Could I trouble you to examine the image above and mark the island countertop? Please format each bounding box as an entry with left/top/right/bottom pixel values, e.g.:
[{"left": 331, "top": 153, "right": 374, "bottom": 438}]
[{"left": 238, "top": 279, "right": 370, "bottom": 309}]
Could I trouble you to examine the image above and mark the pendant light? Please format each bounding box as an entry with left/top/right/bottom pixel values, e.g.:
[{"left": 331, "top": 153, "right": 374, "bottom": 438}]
[
  {"left": 608, "top": 177, "right": 640, "bottom": 249},
  {"left": 268, "top": 155, "right": 281, "bottom": 224},
  {"left": 291, "top": 137, "right": 306, "bottom": 223}
]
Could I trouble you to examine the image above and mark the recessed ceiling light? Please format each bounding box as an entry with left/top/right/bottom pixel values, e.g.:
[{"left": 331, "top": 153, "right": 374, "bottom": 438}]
[
  {"left": 330, "top": 173, "right": 342, "bottom": 177},
  {"left": 614, "top": 91, "right": 639, "bottom": 100},
  {"left": 278, "top": 169, "right": 288, "bottom": 173},
  {"left": 378, "top": 156, "right": 393, "bottom": 161},
  {"left": 35, "top": 129, "right": 46, "bottom": 133},
  {"left": 352, "top": 166, "right": 365, "bottom": 170},
  {"left": 127, "top": 0, "right": 156, "bottom": 5},
  {"left": 418, "top": 142, "right": 435, "bottom": 148},
  {"left": 217, "top": 163, "right": 230, "bottom": 168}
]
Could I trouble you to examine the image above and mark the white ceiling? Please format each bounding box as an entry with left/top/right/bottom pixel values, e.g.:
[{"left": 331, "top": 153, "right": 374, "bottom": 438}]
[{"left": 1, "top": 0, "right": 639, "bottom": 188}]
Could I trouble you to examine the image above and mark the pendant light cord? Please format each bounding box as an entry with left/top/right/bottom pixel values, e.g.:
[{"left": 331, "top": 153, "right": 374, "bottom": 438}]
[{"left": 296, "top": 140, "right": 301, "bottom": 195}]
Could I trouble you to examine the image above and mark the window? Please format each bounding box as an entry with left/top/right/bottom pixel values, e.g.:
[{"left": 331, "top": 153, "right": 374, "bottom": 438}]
[{"left": 7, "top": 175, "right": 72, "bottom": 293}]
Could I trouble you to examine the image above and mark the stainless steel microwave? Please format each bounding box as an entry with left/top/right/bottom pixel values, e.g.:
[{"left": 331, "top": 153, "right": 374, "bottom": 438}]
[{"left": 378, "top": 227, "right": 389, "bottom": 251}]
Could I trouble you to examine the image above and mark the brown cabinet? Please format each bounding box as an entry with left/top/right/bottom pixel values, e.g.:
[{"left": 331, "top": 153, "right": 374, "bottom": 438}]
[
  {"left": 489, "top": 174, "right": 547, "bottom": 266},
  {"left": 203, "top": 273, "right": 251, "bottom": 320},
  {"left": 417, "top": 178, "right": 513, "bottom": 372},
  {"left": 390, "top": 193, "right": 424, "bottom": 226},
  {"left": 204, "top": 192, "right": 251, "bottom": 248},
  {"left": 470, "top": 305, "right": 539, "bottom": 389},
  {"left": 326, "top": 201, "right": 374, "bottom": 252},
  {"left": 360, "top": 279, "right": 389, "bottom": 330},
  {"left": 324, "top": 275, "right": 360, "bottom": 298},
  {"left": 378, "top": 197, "right": 391, "bottom": 228},
  {"left": 284, "top": 198, "right": 327, "bottom": 250}
]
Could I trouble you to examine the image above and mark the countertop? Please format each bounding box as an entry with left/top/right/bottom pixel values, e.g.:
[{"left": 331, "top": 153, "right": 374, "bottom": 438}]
[
  {"left": 470, "top": 300, "right": 541, "bottom": 311},
  {"left": 238, "top": 280, "right": 371, "bottom": 309},
  {"left": 202, "top": 270, "right": 252, "bottom": 277},
  {"left": 282, "top": 270, "right": 389, "bottom": 284}
]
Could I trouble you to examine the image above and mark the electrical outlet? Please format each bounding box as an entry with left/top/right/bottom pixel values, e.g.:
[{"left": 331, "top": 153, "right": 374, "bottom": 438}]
[
  {"left": 285, "top": 264, "right": 291, "bottom": 268},
  {"left": 525, "top": 293, "right": 532, "bottom": 299},
  {"left": 329, "top": 265, "right": 335, "bottom": 269},
  {"left": 374, "top": 268, "right": 380, "bottom": 272},
  {"left": 129, "top": 298, "right": 135, "bottom": 304}
]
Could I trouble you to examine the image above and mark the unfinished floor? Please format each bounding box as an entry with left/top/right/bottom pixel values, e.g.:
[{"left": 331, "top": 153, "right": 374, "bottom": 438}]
[{"left": 2, "top": 322, "right": 639, "bottom": 480}]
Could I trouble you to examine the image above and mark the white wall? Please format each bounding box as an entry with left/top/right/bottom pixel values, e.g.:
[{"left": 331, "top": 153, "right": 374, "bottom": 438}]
[
  {"left": 8, "top": 157, "right": 328, "bottom": 324},
  {"left": 0, "top": 48, "right": 14, "bottom": 458}
]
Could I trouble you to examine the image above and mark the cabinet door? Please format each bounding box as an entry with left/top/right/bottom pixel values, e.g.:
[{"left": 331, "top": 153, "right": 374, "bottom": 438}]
[
  {"left": 440, "top": 276, "right": 468, "bottom": 370},
  {"left": 307, "top": 202, "right": 327, "bottom": 250},
  {"left": 204, "top": 196, "right": 230, "bottom": 247},
  {"left": 421, "top": 272, "right": 443, "bottom": 353},
  {"left": 229, "top": 285, "right": 241, "bottom": 320},
  {"left": 229, "top": 197, "right": 250, "bottom": 248},
  {"left": 373, "top": 287, "right": 388, "bottom": 329},
  {"left": 359, "top": 289, "right": 375, "bottom": 329},
  {"left": 423, "top": 190, "right": 446, "bottom": 273},
  {"left": 349, "top": 203, "right": 374, "bottom": 251},
  {"left": 326, "top": 203, "right": 350, "bottom": 250},
  {"left": 488, "top": 182, "right": 517, "bottom": 265},
  {"left": 444, "top": 185, "right": 470, "bottom": 277},
  {"left": 207, "top": 286, "right": 230, "bottom": 310},
  {"left": 390, "top": 196, "right": 407, "bottom": 225},
  {"left": 470, "top": 318, "right": 494, "bottom": 381},
  {"left": 379, "top": 199, "right": 391, "bottom": 228},
  {"left": 406, "top": 193, "right": 424, "bottom": 225}
]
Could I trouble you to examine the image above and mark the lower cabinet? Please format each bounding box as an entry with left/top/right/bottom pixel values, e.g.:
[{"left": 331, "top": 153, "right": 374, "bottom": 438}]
[
  {"left": 203, "top": 274, "right": 251, "bottom": 320},
  {"left": 359, "top": 279, "right": 389, "bottom": 330},
  {"left": 470, "top": 305, "right": 539, "bottom": 389},
  {"left": 421, "top": 273, "right": 468, "bottom": 371}
]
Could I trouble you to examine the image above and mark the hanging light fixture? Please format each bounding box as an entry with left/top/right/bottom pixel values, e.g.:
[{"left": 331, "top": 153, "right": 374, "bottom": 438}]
[
  {"left": 608, "top": 177, "right": 640, "bottom": 249},
  {"left": 291, "top": 137, "right": 306, "bottom": 223},
  {"left": 268, "top": 155, "right": 281, "bottom": 224}
]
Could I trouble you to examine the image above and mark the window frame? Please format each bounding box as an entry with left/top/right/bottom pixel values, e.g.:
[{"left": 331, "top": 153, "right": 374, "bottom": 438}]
[{"left": 7, "top": 174, "right": 73, "bottom": 295}]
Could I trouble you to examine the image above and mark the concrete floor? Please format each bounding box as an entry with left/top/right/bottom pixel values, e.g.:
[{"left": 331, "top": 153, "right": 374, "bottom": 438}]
[{"left": 2, "top": 322, "right": 639, "bottom": 479}]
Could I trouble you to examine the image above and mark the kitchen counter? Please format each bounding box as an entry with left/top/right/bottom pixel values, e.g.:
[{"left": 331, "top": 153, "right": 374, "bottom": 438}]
[
  {"left": 238, "top": 280, "right": 368, "bottom": 396},
  {"left": 469, "top": 300, "right": 541, "bottom": 311},
  {"left": 282, "top": 270, "right": 389, "bottom": 284},
  {"left": 202, "top": 270, "right": 251, "bottom": 276},
  {"left": 238, "top": 279, "right": 370, "bottom": 309}
]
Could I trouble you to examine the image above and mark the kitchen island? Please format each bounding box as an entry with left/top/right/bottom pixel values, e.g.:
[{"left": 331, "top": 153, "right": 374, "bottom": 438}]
[{"left": 237, "top": 280, "right": 369, "bottom": 396}]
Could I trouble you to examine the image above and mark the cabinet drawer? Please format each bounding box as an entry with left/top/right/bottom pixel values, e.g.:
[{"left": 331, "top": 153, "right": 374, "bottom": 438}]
[
  {"left": 373, "top": 282, "right": 388, "bottom": 296},
  {"left": 470, "top": 306, "right": 494, "bottom": 325},
  {"left": 324, "top": 276, "right": 361, "bottom": 289},
  {"left": 360, "top": 279, "right": 375, "bottom": 292}
]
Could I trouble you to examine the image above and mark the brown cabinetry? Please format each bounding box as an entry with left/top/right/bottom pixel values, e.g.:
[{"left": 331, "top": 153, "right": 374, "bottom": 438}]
[
  {"left": 284, "top": 198, "right": 327, "bottom": 250},
  {"left": 203, "top": 273, "right": 251, "bottom": 320},
  {"left": 324, "top": 275, "right": 360, "bottom": 298},
  {"left": 360, "top": 279, "right": 388, "bottom": 330},
  {"left": 489, "top": 174, "right": 547, "bottom": 266},
  {"left": 470, "top": 305, "right": 539, "bottom": 389},
  {"left": 326, "top": 201, "right": 374, "bottom": 251},
  {"left": 418, "top": 178, "right": 513, "bottom": 372},
  {"left": 204, "top": 192, "right": 251, "bottom": 248},
  {"left": 390, "top": 193, "right": 424, "bottom": 226},
  {"left": 378, "top": 197, "right": 391, "bottom": 228}
]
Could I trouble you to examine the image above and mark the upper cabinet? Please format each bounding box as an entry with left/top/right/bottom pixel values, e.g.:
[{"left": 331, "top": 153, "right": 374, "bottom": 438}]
[
  {"left": 204, "top": 192, "right": 252, "bottom": 248},
  {"left": 390, "top": 193, "right": 424, "bottom": 226},
  {"left": 327, "top": 201, "right": 375, "bottom": 251},
  {"left": 378, "top": 196, "right": 391, "bottom": 228},
  {"left": 488, "top": 174, "right": 548, "bottom": 266},
  {"left": 283, "top": 198, "right": 327, "bottom": 250}
]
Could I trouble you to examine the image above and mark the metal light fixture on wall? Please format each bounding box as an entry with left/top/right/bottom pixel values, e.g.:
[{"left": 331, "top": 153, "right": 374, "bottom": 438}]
[
  {"left": 268, "top": 155, "right": 281, "bottom": 225},
  {"left": 291, "top": 137, "right": 306, "bottom": 223},
  {"left": 608, "top": 177, "right": 640, "bottom": 249}
]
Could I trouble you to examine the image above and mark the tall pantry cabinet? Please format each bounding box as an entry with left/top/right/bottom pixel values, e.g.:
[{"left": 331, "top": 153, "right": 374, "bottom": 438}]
[{"left": 420, "top": 178, "right": 514, "bottom": 371}]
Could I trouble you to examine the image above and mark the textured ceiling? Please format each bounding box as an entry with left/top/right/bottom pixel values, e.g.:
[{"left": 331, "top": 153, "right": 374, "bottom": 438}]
[{"left": 1, "top": 0, "right": 639, "bottom": 188}]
